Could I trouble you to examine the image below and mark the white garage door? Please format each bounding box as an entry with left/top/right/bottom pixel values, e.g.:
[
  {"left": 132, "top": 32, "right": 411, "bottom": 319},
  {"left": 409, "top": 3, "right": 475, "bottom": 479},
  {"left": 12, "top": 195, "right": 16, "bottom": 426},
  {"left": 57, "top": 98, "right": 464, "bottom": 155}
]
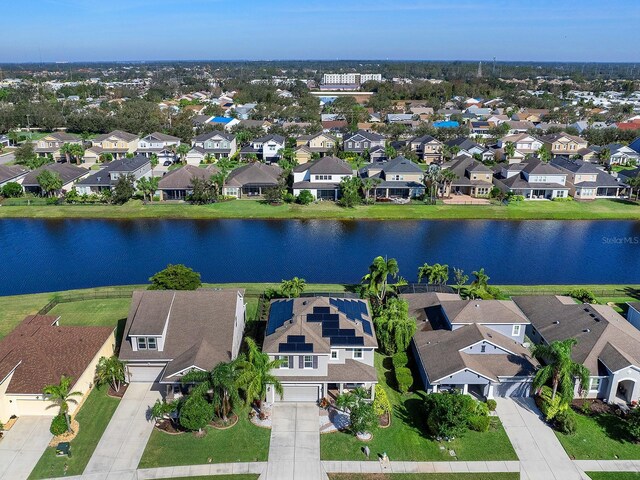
[
  {"left": 127, "top": 365, "right": 165, "bottom": 383},
  {"left": 494, "top": 380, "right": 531, "bottom": 397},
  {"left": 280, "top": 385, "right": 320, "bottom": 402}
]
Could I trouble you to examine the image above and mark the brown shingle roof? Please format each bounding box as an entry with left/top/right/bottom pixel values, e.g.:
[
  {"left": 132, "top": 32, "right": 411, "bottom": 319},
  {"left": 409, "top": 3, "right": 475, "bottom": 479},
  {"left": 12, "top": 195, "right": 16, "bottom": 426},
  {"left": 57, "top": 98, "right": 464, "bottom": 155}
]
[
  {"left": 21, "top": 163, "right": 88, "bottom": 186},
  {"left": 225, "top": 162, "right": 282, "bottom": 187},
  {"left": 119, "top": 289, "right": 244, "bottom": 381},
  {"left": 158, "top": 165, "right": 219, "bottom": 190},
  {"left": 0, "top": 315, "right": 114, "bottom": 394}
]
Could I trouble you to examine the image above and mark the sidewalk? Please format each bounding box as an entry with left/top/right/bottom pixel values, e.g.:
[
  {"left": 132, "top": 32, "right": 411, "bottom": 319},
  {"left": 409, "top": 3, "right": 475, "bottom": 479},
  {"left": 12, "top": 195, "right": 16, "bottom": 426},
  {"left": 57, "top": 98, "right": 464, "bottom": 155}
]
[
  {"left": 0, "top": 416, "right": 52, "bottom": 480},
  {"left": 323, "top": 460, "right": 521, "bottom": 474},
  {"left": 574, "top": 459, "right": 640, "bottom": 472},
  {"left": 496, "top": 397, "right": 589, "bottom": 480}
]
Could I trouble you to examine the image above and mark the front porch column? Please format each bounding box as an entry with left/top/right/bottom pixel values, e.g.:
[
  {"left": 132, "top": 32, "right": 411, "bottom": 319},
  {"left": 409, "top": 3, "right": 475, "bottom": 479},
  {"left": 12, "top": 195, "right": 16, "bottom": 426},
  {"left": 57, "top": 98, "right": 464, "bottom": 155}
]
[
  {"left": 431, "top": 384, "right": 438, "bottom": 394},
  {"left": 339, "top": 383, "right": 344, "bottom": 394},
  {"left": 486, "top": 384, "right": 495, "bottom": 399},
  {"left": 462, "top": 384, "right": 469, "bottom": 395},
  {"left": 370, "top": 384, "right": 375, "bottom": 401}
]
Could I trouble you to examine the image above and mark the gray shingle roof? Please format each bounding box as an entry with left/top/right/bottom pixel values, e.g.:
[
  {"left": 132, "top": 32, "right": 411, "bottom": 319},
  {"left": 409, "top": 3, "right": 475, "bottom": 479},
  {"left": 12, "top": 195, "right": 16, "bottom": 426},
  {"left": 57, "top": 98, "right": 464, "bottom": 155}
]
[
  {"left": 158, "top": 165, "right": 220, "bottom": 190},
  {"left": 22, "top": 163, "right": 87, "bottom": 186},
  {"left": 293, "top": 156, "right": 353, "bottom": 175},
  {"left": 225, "top": 162, "right": 282, "bottom": 187}
]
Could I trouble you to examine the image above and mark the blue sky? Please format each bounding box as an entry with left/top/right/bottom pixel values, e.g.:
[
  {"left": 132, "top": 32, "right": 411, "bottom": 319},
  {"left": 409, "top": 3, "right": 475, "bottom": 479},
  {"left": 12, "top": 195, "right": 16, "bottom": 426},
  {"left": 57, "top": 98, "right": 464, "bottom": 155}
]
[{"left": 1, "top": 0, "right": 639, "bottom": 63}]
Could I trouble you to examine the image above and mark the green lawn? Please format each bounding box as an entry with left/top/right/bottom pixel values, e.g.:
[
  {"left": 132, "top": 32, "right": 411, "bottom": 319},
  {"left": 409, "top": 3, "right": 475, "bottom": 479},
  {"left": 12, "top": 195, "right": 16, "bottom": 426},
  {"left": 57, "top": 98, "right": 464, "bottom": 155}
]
[
  {"left": 329, "top": 474, "right": 519, "bottom": 480},
  {"left": 138, "top": 407, "right": 270, "bottom": 467},
  {"left": 320, "top": 354, "right": 517, "bottom": 462},
  {"left": 28, "top": 385, "right": 121, "bottom": 479},
  {"left": 0, "top": 198, "right": 638, "bottom": 220},
  {"left": 555, "top": 411, "right": 640, "bottom": 460},
  {"left": 587, "top": 474, "right": 640, "bottom": 480}
]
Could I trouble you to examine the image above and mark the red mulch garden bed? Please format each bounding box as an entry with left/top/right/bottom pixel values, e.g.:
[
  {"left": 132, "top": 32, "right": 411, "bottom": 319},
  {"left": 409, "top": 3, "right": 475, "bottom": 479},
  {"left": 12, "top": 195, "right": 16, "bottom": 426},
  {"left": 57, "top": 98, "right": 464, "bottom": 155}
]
[
  {"left": 155, "top": 418, "right": 187, "bottom": 435},
  {"left": 379, "top": 412, "right": 391, "bottom": 428},
  {"left": 209, "top": 413, "right": 239, "bottom": 430}
]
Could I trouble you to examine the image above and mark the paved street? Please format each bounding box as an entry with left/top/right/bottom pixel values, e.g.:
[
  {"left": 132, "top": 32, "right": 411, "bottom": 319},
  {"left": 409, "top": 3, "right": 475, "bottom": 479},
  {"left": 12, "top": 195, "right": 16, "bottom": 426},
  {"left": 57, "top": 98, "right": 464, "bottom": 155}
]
[
  {"left": 0, "top": 416, "right": 53, "bottom": 480},
  {"left": 83, "top": 382, "right": 161, "bottom": 477},
  {"left": 496, "top": 397, "right": 590, "bottom": 480},
  {"left": 263, "top": 403, "right": 327, "bottom": 480}
]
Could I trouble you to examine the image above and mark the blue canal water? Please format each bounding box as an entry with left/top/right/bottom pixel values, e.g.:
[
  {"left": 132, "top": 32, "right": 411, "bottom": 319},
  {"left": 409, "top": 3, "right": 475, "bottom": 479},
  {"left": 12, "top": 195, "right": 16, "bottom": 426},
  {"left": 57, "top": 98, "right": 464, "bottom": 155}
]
[{"left": 0, "top": 218, "right": 638, "bottom": 295}]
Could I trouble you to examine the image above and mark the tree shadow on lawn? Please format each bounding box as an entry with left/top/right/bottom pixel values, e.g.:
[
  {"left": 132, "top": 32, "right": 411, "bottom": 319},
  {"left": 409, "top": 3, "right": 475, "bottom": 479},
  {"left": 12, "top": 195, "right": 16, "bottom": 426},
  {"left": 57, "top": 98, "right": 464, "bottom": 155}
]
[
  {"left": 395, "top": 391, "right": 430, "bottom": 439},
  {"left": 381, "top": 356, "right": 397, "bottom": 389},
  {"left": 623, "top": 287, "right": 640, "bottom": 301},
  {"left": 593, "top": 412, "right": 637, "bottom": 445}
]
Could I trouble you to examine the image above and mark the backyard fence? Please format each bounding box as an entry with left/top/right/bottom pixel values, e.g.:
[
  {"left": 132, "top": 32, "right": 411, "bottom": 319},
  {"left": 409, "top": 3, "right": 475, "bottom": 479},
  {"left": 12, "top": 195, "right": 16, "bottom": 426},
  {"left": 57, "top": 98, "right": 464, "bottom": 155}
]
[{"left": 37, "top": 288, "right": 137, "bottom": 315}]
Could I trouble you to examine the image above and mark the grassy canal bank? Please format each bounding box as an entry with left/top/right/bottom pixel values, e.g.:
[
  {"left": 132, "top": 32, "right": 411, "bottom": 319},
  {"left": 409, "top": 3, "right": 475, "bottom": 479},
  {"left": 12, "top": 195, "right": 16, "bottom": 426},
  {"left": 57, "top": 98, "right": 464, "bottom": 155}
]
[
  {"left": 0, "top": 198, "right": 639, "bottom": 220},
  {"left": 0, "top": 282, "right": 637, "bottom": 340}
]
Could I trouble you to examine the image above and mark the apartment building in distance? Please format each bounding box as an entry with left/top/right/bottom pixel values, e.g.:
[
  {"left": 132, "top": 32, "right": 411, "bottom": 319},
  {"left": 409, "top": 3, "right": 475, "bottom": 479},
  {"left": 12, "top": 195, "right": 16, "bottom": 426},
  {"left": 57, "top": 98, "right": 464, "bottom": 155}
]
[{"left": 322, "top": 73, "right": 382, "bottom": 85}]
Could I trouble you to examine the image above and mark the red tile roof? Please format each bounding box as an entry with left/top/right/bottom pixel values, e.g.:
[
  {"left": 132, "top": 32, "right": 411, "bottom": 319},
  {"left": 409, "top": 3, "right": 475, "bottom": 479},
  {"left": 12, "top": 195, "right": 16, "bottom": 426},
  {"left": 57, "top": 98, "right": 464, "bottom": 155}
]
[{"left": 0, "top": 315, "right": 114, "bottom": 394}]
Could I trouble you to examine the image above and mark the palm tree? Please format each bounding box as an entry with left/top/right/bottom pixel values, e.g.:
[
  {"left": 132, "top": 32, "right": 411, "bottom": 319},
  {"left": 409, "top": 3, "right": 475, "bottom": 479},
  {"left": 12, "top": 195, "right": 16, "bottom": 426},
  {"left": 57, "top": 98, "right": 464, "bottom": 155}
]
[
  {"left": 598, "top": 148, "right": 611, "bottom": 166},
  {"left": 182, "top": 359, "right": 242, "bottom": 422},
  {"left": 280, "top": 277, "right": 306, "bottom": 298},
  {"left": 532, "top": 339, "right": 590, "bottom": 403},
  {"left": 417, "top": 263, "right": 432, "bottom": 284},
  {"left": 43, "top": 375, "right": 82, "bottom": 433},
  {"left": 149, "top": 153, "right": 159, "bottom": 173},
  {"left": 362, "top": 256, "right": 399, "bottom": 306},
  {"left": 176, "top": 144, "right": 190, "bottom": 164},
  {"left": 59, "top": 143, "right": 73, "bottom": 164},
  {"left": 137, "top": 176, "right": 160, "bottom": 203},
  {"left": 99, "top": 152, "right": 113, "bottom": 163},
  {"left": 237, "top": 338, "right": 286, "bottom": 407},
  {"left": 361, "top": 177, "right": 380, "bottom": 203},
  {"left": 537, "top": 146, "right": 551, "bottom": 163},
  {"left": 471, "top": 268, "right": 490, "bottom": 290},
  {"left": 424, "top": 164, "right": 443, "bottom": 203},
  {"left": 440, "top": 169, "right": 458, "bottom": 198},
  {"left": 69, "top": 143, "right": 85, "bottom": 165},
  {"left": 503, "top": 141, "right": 516, "bottom": 160},
  {"left": 352, "top": 156, "right": 366, "bottom": 177},
  {"left": 95, "top": 356, "right": 126, "bottom": 393}
]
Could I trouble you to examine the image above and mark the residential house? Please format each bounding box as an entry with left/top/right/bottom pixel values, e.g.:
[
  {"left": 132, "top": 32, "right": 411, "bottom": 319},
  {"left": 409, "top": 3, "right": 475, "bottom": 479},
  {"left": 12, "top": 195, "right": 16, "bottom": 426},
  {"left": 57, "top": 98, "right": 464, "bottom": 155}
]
[
  {"left": 360, "top": 156, "right": 425, "bottom": 199},
  {"left": 469, "top": 121, "right": 491, "bottom": 137},
  {"left": 76, "top": 155, "right": 152, "bottom": 195},
  {"left": 342, "top": 130, "right": 386, "bottom": 155},
  {"left": 409, "top": 135, "right": 443, "bottom": 164},
  {"left": 0, "top": 164, "right": 28, "bottom": 187},
  {"left": 506, "top": 120, "right": 535, "bottom": 134},
  {"left": 240, "top": 134, "right": 286, "bottom": 163},
  {"left": 627, "top": 302, "right": 640, "bottom": 332},
  {"left": 206, "top": 116, "right": 241, "bottom": 131},
  {"left": 593, "top": 144, "right": 640, "bottom": 166},
  {"left": 446, "top": 137, "right": 495, "bottom": 162},
  {"left": 33, "top": 132, "right": 82, "bottom": 161},
  {"left": 85, "top": 130, "right": 140, "bottom": 162},
  {"left": 403, "top": 293, "right": 538, "bottom": 398},
  {"left": 234, "top": 103, "right": 257, "bottom": 120},
  {"left": 575, "top": 147, "right": 598, "bottom": 162},
  {"left": 292, "top": 156, "right": 353, "bottom": 200},
  {"left": 137, "top": 132, "right": 181, "bottom": 164},
  {"left": 493, "top": 158, "right": 570, "bottom": 200},
  {"left": 512, "top": 109, "right": 548, "bottom": 123},
  {"left": 263, "top": 296, "right": 378, "bottom": 402},
  {"left": 188, "top": 131, "right": 237, "bottom": 164},
  {"left": 21, "top": 163, "right": 88, "bottom": 195},
  {"left": 541, "top": 133, "right": 588, "bottom": 156},
  {"left": 158, "top": 164, "right": 219, "bottom": 201},
  {"left": 629, "top": 137, "right": 640, "bottom": 154},
  {"left": 0, "top": 314, "right": 114, "bottom": 423},
  {"left": 223, "top": 162, "right": 282, "bottom": 198},
  {"left": 514, "top": 295, "right": 640, "bottom": 404},
  {"left": 386, "top": 113, "right": 414, "bottom": 125},
  {"left": 618, "top": 166, "right": 640, "bottom": 183},
  {"left": 119, "top": 289, "right": 246, "bottom": 399},
  {"left": 570, "top": 121, "right": 608, "bottom": 134},
  {"left": 295, "top": 133, "right": 337, "bottom": 160},
  {"left": 498, "top": 133, "right": 543, "bottom": 160},
  {"left": 550, "top": 157, "right": 625, "bottom": 199},
  {"left": 0, "top": 134, "right": 11, "bottom": 148},
  {"left": 441, "top": 156, "right": 494, "bottom": 197}
]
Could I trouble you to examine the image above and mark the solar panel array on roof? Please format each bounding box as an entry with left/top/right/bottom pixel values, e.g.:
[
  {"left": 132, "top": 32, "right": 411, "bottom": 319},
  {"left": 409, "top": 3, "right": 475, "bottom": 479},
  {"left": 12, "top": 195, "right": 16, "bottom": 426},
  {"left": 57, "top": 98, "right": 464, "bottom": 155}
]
[
  {"left": 266, "top": 299, "right": 294, "bottom": 335},
  {"left": 278, "top": 334, "right": 314, "bottom": 353},
  {"left": 329, "top": 298, "right": 373, "bottom": 337},
  {"left": 302, "top": 304, "right": 370, "bottom": 347}
]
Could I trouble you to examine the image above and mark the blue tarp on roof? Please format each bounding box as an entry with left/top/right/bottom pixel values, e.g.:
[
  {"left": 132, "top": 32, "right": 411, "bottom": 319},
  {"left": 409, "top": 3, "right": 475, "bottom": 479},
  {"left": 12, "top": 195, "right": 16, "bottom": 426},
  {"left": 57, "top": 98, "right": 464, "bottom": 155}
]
[{"left": 433, "top": 121, "right": 460, "bottom": 128}]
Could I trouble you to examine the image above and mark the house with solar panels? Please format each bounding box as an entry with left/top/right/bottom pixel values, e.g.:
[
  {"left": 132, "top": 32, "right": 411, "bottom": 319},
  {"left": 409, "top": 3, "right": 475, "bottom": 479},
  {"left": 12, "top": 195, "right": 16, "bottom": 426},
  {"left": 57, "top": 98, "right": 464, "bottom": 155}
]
[{"left": 263, "top": 296, "right": 378, "bottom": 403}]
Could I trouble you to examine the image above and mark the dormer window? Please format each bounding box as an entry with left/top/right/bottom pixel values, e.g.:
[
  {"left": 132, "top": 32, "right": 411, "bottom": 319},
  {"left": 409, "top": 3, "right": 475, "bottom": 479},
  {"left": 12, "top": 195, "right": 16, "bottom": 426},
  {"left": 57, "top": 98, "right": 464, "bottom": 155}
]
[
  {"left": 136, "top": 337, "right": 157, "bottom": 350},
  {"left": 137, "top": 338, "right": 147, "bottom": 350},
  {"left": 512, "top": 325, "right": 521, "bottom": 337}
]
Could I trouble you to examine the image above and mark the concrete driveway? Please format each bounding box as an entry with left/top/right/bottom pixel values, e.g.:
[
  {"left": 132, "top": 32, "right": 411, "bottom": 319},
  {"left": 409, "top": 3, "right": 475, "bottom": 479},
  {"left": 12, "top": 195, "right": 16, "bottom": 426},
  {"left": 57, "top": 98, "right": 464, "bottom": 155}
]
[
  {"left": 496, "top": 397, "right": 589, "bottom": 480},
  {"left": 263, "top": 403, "right": 326, "bottom": 480},
  {"left": 83, "top": 382, "right": 161, "bottom": 476},
  {"left": 0, "top": 416, "right": 53, "bottom": 480},
  {"left": 0, "top": 153, "right": 15, "bottom": 165}
]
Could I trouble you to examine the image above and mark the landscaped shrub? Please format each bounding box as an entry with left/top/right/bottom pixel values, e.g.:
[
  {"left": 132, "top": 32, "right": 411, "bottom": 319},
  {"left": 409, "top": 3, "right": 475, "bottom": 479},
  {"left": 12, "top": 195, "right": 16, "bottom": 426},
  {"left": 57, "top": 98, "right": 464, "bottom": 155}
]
[
  {"left": 392, "top": 352, "right": 408, "bottom": 370},
  {"left": 554, "top": 410, "right": 577, "bottom": 435},
  {"left": 486, "top": 399, "right": 497, "bottom": 411},
  {"left": 552, "top": 196, "right": 574, "bottom": 202},
  {"left": 475, "top": 401, "right": 489, "bottom": 417},
  {"left": 568, "top": 288, "right": 597, "bottom": 304},
  {"left": 50, "top": 414, "right": 67, "bottom": 436},
  {"left": 468, "top": 414, "right": 491, "bottom": 432},
  {"left": 296, "top": 190, "right": 314, "bottom": 205},
  {"left": 373, "top": 384, "right": 391, "bottom": 416},
  {"left": 423, "top": 391, "right": 477, "bottom": 438},
  {"left": 625, "top": 407, "right": 640, "bottom": 441},
  {"left": 536, "top": 385, "right": 568, "bottom": 421},
  {"left": 282, "top": 192, "right": 295, "bottom": 204},
  {"left": 395, "top": 367, "right": 413, "bottom": 394}
]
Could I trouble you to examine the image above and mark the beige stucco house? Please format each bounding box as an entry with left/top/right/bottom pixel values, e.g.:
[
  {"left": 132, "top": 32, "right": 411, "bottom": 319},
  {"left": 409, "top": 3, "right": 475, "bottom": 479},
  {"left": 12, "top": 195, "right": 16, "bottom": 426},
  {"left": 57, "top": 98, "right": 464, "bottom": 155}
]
[
  {"left": 33, "top": 132, "right": 82, "bottom": 161},
  {"left": 0, "top": 315, "right": 115, "bottom": 423}
]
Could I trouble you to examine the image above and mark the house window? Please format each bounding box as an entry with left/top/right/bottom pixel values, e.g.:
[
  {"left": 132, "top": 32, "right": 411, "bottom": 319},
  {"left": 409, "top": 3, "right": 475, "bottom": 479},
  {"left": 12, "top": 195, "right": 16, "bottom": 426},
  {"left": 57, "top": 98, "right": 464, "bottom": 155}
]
[
  {"left": 331, "top": 349, "right": 338, "bottom": 360},
  {"left": 512, "top": 325, "right": 521, "bottom": 337},
  {"left": 303, "top": 355, "right": 313, "bottom": 369},
  {"left": 352, "top": 348, "right": 363, "bottom": 359},
  {"left": 147, "top": 337, "right": 157, "bottom": 350},
  {"left": 137, "top": 337, "right": 147, "bottom": 350},
  {"left": 480, "top": 344, "right": 486, "bottom": 353},
  {"left": 277, "top": 355, "right": 290, "bottom": 369},
  {"left": 590, "top": 378, "right": 602, "bottom": 391},
  {"left": 315, "top": 175, "right": 332, "bottom": 181}
]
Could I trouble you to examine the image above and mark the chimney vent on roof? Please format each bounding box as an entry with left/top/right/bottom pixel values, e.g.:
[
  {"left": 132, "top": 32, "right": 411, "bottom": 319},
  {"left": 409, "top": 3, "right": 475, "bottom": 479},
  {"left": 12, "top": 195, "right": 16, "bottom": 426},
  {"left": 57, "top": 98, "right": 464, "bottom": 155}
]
[
  {"left": 553, "top": 320, "right": 560, "bottom": 324},
  {"left": 583, "top": 328, "right": 591, "bottom": 333},
  {"left": 475, "top": 304, "right": 480, "bottom": 308}
]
